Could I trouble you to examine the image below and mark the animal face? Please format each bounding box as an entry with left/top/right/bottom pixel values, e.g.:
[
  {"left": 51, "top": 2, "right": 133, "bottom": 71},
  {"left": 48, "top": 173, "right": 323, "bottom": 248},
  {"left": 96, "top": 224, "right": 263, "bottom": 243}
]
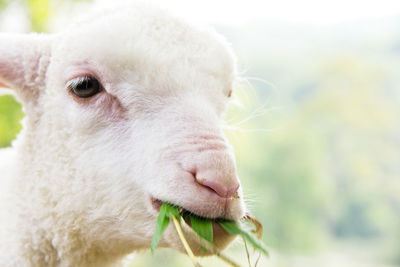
[{"left": 1, "top": 4, "right": 246, "bottom": 254}]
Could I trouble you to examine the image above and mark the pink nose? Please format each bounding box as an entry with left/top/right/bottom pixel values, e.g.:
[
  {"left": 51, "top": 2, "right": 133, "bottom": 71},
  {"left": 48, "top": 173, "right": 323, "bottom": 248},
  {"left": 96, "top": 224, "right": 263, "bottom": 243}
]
[
  {"left": 196, "top": 178, "right": 239, "bottom": 198},
  {"left": 183, "top": 135, "right": 240, "bottom": 198}
]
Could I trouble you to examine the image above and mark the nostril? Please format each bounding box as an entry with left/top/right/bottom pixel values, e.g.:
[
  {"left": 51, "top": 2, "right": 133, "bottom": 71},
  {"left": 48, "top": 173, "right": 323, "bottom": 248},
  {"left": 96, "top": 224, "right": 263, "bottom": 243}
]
[{"left": 196, "top": 178, "right": 239, "bottom": 198}]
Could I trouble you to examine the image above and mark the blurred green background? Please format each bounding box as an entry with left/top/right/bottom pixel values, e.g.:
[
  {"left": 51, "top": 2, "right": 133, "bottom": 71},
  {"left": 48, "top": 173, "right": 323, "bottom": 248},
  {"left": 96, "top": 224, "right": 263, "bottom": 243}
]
[{"left": 0, "top": 1, "right": 399, "bottom": 266}]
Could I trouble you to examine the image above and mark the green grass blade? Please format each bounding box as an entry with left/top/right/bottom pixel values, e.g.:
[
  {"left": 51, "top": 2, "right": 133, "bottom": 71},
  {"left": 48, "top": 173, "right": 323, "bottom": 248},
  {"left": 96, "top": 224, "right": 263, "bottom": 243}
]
[
  {"left": 218, "top": 220, "right": 269, "bottom": 257},
  {"left": 151, "top": 203, "right": 181, "bottom": 254},
  {"left": 190, "top": 216, "right": 213, "bottom": 243},
  {"left": 164, "top": 203, "right": 180, "bottom": 218},
  {"left": 151, "top": 203, "right": 170, "bottom": 253},
  {"left": 200, "top": 246, "right": 207, "bottom": 253}
]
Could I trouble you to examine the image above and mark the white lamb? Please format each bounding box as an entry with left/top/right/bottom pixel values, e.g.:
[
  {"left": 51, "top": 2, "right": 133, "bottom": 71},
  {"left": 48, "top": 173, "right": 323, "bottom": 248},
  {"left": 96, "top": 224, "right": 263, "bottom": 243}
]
[{"left": 0, "top": 2, "right": 246, "bottom": 266}]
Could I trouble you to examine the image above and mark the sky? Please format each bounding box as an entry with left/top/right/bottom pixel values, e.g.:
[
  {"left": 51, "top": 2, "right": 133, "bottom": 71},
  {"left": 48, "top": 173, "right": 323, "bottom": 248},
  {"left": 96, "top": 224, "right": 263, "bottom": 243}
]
[
  {"left": 157, "top": 0, "right": 400, "bottom": 25},
  {"left": 1, "top": 0, "right": 400, "bottom": 33}
]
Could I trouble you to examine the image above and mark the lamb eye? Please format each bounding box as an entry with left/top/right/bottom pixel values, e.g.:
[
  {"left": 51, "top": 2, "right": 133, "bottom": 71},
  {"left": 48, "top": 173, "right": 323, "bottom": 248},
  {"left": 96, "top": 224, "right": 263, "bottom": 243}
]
[{"left": 68, "top": 76, "right": 102, "bottom": 98}]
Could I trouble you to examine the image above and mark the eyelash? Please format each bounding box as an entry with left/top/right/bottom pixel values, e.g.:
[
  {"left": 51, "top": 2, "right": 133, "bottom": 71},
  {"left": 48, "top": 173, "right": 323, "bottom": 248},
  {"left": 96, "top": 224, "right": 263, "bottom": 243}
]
[{"left": 67, "top": 76, "right": 103, "bottom": 98}]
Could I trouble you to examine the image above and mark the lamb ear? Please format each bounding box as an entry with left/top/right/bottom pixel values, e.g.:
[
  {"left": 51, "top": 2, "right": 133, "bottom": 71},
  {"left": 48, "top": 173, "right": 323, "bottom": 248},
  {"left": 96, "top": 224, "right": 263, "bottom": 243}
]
[{"left": 0, "top": 33, "right": 52, "bottom": 103}]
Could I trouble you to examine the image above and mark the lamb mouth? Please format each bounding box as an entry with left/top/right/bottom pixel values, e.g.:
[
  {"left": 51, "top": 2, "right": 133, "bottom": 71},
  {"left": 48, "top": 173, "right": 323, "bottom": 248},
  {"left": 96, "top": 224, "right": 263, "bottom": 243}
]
[
  {"left": 150, "top": 196, "right": 234, "bottom": 222},
  {"left": 150, "top": 196, "right": 163, "bottom": 211},
  {"left": 149, "top": 196, "right": 239, "bottom": 253}
]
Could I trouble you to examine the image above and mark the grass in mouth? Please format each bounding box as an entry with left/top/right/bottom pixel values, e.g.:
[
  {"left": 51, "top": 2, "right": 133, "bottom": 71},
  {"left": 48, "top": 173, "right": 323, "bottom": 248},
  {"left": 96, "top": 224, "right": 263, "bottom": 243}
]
[{"left": 151, "top": 202, "right": 269, "bottom": 267}]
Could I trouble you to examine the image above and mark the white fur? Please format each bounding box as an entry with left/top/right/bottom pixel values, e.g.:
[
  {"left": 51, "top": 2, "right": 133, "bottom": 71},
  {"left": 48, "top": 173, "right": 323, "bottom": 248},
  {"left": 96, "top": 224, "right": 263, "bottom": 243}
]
[{"left": 0, "top": 2, "right": 245, "bottom": 266}]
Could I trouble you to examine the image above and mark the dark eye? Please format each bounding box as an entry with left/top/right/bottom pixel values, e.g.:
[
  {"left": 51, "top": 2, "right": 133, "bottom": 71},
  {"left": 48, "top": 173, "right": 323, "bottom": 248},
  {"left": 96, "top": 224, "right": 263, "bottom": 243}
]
[
  {"left": 67, "top": 76, "right": 102, "bottom": 98},
  {"left": 227, "top": 89, "right": 232, "bottom": 98}
]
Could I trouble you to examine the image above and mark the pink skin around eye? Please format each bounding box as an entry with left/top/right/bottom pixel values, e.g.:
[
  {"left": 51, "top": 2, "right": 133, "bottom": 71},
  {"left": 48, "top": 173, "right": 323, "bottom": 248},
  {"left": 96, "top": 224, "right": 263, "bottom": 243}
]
[{"left": 64, "top": 63, "right": 127, "bottom": 119}]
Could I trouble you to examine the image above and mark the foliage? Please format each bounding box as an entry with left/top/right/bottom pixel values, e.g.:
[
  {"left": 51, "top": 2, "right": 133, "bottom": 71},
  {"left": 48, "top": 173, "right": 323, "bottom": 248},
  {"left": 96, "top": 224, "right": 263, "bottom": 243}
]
[
  {"left": 219, "top": 220, "right": 269, "bottom": 257},
  {"left": 190, "top": 216, "right": 213, "bottom": 243},
  {"left": 152, "top": 203, "right": 268, "bottom": 266},
  {"left": 0, "top": 0, "right": 12, "bottom": 11},
  {"left": 27, "top": 0, "right": 50, "bottom": 32},
  {"left": 151, "top": 203, "right": 180, "bottom": 253},
  {"left": 0, "top": 95, "right": 24, "bottom": 148}
]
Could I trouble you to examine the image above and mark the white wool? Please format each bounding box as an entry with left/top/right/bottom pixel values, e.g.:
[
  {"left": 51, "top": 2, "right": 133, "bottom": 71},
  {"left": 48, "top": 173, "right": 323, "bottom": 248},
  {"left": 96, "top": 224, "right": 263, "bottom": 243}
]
[{"left": 0, "top": 2, "right": 245, "bottom": 266}]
